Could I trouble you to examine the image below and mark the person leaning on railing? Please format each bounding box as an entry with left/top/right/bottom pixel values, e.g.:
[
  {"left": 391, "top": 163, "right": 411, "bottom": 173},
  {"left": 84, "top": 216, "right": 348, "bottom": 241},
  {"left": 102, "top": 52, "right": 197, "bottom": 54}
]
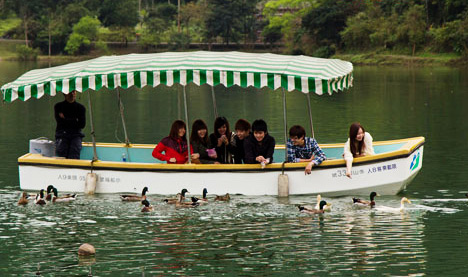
[
  {"left": 286, "top": 125, "right": 326, "bottom": 175},
  {"left": 343, "top": 122, "right": 375, "bottom": 178},
  {"left": 152, "top": 120, "right": 192, "bottom": 164}
]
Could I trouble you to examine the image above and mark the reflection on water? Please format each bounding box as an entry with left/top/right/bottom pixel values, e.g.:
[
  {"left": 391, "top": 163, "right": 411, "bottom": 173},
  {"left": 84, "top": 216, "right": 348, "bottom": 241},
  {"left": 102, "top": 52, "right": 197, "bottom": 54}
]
[
  {"left": 2, "top": 63, "right": 468, "bottom": 275},
  {"left": 1, "top": 190, "right": 465, "bottom": 275}
]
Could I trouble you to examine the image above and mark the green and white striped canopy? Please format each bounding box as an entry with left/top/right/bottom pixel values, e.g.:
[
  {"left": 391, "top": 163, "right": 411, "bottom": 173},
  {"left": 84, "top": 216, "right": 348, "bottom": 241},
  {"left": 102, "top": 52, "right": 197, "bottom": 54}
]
[{"left": 1, "top": 51, "right": 353, "bottom": 102}]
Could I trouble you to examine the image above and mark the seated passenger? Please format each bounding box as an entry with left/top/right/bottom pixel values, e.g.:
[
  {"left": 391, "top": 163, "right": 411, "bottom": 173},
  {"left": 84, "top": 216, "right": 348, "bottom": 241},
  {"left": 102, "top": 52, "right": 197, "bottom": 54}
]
[
  {"left": 209, "top": 117, "right": 234, "bottom": 164},
  {"left": 343, "top": 122, "right": 375, "bottom": 178},
  {"left": 286, "top": 125, "right": 326, "bottom": 175},
  {"left": 190, "top": 119, "right": 219, "bottom": 164},
  {"left": 231, "top": 119, "right": 251, "bottom": 164},
  {"left": 244, "top": 119, "right": 275, "bottom": 165},
  {"left": 152, "top": 120, "right": 192, "bottom": 164}
]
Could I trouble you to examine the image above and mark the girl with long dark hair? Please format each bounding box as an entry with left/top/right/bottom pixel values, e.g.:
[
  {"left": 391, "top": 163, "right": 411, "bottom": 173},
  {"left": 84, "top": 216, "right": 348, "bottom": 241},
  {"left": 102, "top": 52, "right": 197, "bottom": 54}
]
[
  {"left": 209, "top": 117, "right": 234, "bottom": 164},
  {"left": 152, "top": 120, "right": 191, "bottom": 164},
  {"left": 190, "top": 119, "right": 218, "bottom": 164},
  {"left": 343, "top": 122, "right": 375, "bottom": 178}
]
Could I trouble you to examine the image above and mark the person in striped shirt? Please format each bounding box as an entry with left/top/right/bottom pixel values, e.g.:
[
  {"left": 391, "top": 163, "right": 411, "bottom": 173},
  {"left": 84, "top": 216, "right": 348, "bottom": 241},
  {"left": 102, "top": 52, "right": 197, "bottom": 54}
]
[{"left": 286, "top": 125, "right": 326, "bottom": 175}]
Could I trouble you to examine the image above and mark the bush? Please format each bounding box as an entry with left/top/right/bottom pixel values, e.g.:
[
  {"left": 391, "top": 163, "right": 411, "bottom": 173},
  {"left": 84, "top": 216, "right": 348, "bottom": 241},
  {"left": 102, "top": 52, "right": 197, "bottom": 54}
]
[
  {"left": 15, "top": 45, "right": 39, "bottom": 61},
  {"left": 168, "top": 32, "right": 191, "bottom": 50}
]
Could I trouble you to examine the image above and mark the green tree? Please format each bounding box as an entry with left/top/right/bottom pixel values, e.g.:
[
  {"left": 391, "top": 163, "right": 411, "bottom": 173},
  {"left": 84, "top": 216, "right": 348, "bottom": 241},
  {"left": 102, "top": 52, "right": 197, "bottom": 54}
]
[
  {"left": 99, "top": 0, "right": 139, "bottom": 43},
  {"left": 65, "top": 16, "right": 101, "bottom": 55},
  {"left": 397, "top": 4, "right": 427, "bottom": 55},
  {"left": 204, "top": 0, "right": 242, "bottom": 45}
]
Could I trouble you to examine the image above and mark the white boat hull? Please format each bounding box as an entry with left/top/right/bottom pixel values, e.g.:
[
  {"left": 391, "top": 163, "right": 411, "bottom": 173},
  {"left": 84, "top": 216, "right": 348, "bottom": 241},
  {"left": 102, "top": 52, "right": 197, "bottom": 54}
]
[{"left": 18, "top": 140, "right": 424, "bottom": 196}]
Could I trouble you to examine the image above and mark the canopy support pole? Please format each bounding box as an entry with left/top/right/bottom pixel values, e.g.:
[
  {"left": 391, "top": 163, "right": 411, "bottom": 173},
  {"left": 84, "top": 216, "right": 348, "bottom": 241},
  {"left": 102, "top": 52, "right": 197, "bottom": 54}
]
[
  {"left": 306, "top": 93, "right": 315, "bottom": 139},
  {"left": 117, "top": 88, "right": 130, "bottom": 146},
  {"left": 282, "top": 88, "right": 288, "bottom": 162},
  {"left": 87, "top": 91, "right": 98, "bottom": 161},
  {"left": 183, "top": 86, "right": 192, "bottom": 164},
  {"left": 211, "top": 86, "right": 218, "bottom": 119}
]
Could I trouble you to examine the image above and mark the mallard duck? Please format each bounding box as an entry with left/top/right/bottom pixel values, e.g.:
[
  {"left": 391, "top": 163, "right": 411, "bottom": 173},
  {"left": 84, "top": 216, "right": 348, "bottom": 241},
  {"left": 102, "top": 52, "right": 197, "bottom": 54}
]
[
  {"left": 120, "top": 187, "right": 148, "bottom": 202},
  {"left": 18, "top": 192, "right": 29, "bottom": 205},
  {"left": 163, "top": 188, "right": 189, "bottom": 204},
  {"left": 141, "top": 199, "right": 153, "bottom": 212},
  {"left": 176, "top": 193, "right": 199, "bottom": 208},
  {"left": 298, "top": 200, "right": 330, "bottom": 214},
  {"left": 45, "top": 185, "right": 55, "bottom": 201},
  {"left": 191, "top": 188, "right": 208, "bottom": 204},
  {"left": 353, "top": 191, "right": 379, "bottom": 207},
  {"left": 35, "top": 189, "right": 46, "bottom": 205},
  {"left": 51, "top": 187, "right": 77, "bottom": 203},
  {"left": 214, "top": 193, "right": 230, "bottom": 201}
]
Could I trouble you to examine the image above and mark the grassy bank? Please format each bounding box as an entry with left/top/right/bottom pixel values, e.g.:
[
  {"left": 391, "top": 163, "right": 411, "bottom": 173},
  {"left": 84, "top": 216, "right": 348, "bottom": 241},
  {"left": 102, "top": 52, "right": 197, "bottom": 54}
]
[
  {"left": 333, "top": 52, "right": 467, "bottom": 66},
  {"left": 1, "top": 40, "right": 466, "bottom": 66}
]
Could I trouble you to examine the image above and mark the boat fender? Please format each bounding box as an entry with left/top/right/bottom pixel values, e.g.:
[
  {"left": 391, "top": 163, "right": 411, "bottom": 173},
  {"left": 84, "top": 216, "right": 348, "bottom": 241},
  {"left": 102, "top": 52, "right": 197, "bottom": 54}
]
[
  {"left": 84, "top": 173, "right": 97, "bottom": 195},
  {"left": 278, "top": 165, "right": 289, "bottom": 197}
]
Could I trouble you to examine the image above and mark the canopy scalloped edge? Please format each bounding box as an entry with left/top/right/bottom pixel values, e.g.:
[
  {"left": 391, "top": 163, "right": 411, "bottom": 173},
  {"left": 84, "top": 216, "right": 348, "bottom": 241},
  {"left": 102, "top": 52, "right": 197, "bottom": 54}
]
[{"left": 1, "top": 52, "right": 353, "bottom": 102}]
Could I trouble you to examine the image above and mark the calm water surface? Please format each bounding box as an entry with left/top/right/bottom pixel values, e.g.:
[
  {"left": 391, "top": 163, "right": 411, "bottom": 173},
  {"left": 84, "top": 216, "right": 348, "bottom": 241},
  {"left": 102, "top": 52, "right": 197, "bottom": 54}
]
[{"left": 1, "top": 60, "right": 468, "bottom": 275}]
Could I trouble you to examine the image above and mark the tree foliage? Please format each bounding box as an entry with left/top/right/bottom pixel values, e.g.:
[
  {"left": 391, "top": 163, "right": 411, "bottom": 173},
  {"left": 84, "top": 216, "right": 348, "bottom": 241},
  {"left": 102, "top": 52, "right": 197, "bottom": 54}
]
[{"left": 65, "top": 16, "right": 101, "bottom": 55}]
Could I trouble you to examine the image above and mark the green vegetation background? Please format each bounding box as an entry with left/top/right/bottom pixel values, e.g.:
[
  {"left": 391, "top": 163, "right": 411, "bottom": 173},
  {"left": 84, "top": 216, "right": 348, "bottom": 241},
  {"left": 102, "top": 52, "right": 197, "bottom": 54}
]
[{"left": 1, "top": 0, "right": 467, "bottom": 65}]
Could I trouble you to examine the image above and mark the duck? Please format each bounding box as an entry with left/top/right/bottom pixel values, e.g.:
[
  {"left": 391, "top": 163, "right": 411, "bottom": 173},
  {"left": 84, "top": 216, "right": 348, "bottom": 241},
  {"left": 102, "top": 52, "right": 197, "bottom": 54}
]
[
  {"left": 191, "top": 188, "right": 209, "bottom": 204},
  {"left": 18, "top": 192, "right": 29, "bottom": 205},
  {"left": 45, "top": 185, "right": 55, "bottom": 201},
  {"left": 163, "top": 188, "right": 189, "bottom": 204},
  {"left": 175, "top": 193, "right": 199, "bottom": 208},
  {"left": 120, "top": 187, "right": 148, "bottom": 202},
  {"left": 35, "top": 189, "right": 47, "bottom": 205},
  {"left": 399, "top": 197, "right": 412, "bottom": 210},
  {"left": 141, "top": 199, "right": 153, "bottom": 212},
  {"left": 298, "top": 200, "right": 330, "bottom": 214},
  {"left": 214, "top": 193, "right": 230, "bottom": 201},
  {"left": 51, "top": 187, "right": 77, "bottom": 203},
  {"left": 353, "top": 191, "right": 379, "bottom": 207}
]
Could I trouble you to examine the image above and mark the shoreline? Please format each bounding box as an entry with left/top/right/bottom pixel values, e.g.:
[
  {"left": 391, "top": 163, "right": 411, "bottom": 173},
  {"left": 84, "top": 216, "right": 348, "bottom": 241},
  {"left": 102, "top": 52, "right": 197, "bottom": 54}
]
[{"left": 0, "top": 50, "right": 466, "bottom": 66}]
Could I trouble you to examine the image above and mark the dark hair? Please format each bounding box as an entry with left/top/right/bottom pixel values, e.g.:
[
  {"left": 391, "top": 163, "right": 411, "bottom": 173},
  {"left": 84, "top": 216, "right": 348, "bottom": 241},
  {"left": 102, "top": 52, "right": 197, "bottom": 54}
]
[
  {"left": 235, "top": 119, "right": 251, "bottom": 132},
  {"left": 169, "top": 120, "right": 187, "bottom": 140},
  {"left": 190, "top": 119, "right": 209, "bottom": 146},
  {"left": 252, "top": 119, "right": 268, "bottom": 133},
  {"left": 214, "top": 117, "right": 232, "bottom": 140},
  {"left": 349, "top": 122, "right": 365, "bottom": 157},
  {"left": 289, "top": 125, "right": 306, "bottom": 138}
]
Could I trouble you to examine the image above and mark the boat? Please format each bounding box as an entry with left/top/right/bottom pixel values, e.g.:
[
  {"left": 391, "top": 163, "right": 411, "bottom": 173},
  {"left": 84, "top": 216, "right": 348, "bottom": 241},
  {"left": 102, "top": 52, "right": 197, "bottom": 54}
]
[{"left": 1, "top": 51, "right": 424, "bottom": 196}]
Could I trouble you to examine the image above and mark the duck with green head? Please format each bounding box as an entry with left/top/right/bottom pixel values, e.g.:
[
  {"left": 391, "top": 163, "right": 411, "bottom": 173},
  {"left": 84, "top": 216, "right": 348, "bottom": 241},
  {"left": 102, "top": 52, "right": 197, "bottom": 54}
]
[
  {"left": 298, "top": 200, "right": 330, "bottom": 214},
  {"left": 191, "top": 188, "right": 208, "bottom": 204},
  {"left": 353, "top": 191, "right": 379, "bottom": 207},
  {"left": 45, "top": 185, "right": 55, "bottom": 201},
  {"left": 35, "top": 189, "right": 46, "bottom": 205},
  {"left": 120, "top": 187, "right": 148, "bottom": 202},
  {"left": 51, "top": 187, "right": 77, "bottom": 203},
  {"left": 141, "top": 199, "right": 153, "bottom": 212},
  {"left": 164, "top": 188, "right": 189, "bottom": 204}
]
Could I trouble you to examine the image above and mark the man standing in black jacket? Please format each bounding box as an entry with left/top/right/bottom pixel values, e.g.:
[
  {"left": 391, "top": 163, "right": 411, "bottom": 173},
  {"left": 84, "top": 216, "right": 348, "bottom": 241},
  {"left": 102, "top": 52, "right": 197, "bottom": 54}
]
[{"left": 54, "top": 91, "right": 86, "bottom": 159}]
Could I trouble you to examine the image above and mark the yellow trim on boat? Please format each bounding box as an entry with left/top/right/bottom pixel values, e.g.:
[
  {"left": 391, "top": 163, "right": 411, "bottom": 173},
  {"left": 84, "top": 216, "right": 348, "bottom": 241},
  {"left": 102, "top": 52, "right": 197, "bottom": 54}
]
[{"left": 20, "top": 137, "right": 424, "bottom": 170}]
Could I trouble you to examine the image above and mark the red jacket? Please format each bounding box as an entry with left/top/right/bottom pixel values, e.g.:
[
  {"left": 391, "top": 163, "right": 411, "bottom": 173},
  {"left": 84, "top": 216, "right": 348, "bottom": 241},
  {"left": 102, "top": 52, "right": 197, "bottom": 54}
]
[{"left": 152, "top": 136, "right": 192, "bottom": 164}]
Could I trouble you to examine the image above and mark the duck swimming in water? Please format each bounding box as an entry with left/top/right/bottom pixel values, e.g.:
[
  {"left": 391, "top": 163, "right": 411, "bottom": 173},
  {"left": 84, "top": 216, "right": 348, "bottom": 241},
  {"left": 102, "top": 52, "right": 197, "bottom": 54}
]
[
  {"left": 35, "top": 189, "right": 46, "bottom": 205},
  {"left": 164, "top": 188, "right": 189, "bottom": 204},
  {"left": 353, "top": 191, "right": 379, "bottom": 207},
  {"left": 191, "top": 188, "right": 208, "bottom": 204},
  {"left": 141, "top": 199, "right": 153, "bottom": 212},
  {"left": 51, "top": 187, "right": 77, "bottom": 203},
  {"left": 214, "top": 193, "right": 230, "bottom": 201},
  {"left": 175, "top": 193, "right": 199, "bottom": 208},
  {"left": 18, "top": 192, "right": 29, "bottom": 205},
  {"left": 120, "top": 187, "right": 148, "bottom": 202},
  {"left": 298, "top": 200, "right": 330, "bottom": 214},
  {"left": 45, "top": 185, "right": 55, "bottom": 201}
]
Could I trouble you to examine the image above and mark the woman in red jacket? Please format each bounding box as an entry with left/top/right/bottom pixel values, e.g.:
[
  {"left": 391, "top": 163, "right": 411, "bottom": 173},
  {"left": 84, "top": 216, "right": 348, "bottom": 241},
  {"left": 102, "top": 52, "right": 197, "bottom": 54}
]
[{"left": 152, "top": 120, "right": 191, "bottom": 164}]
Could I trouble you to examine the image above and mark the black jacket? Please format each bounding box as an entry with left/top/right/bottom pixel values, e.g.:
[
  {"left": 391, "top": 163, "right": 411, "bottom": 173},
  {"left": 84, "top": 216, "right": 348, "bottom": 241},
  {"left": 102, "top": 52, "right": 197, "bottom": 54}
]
[{"left": 244, "top": 133, "right": 275, "bottom": 164}]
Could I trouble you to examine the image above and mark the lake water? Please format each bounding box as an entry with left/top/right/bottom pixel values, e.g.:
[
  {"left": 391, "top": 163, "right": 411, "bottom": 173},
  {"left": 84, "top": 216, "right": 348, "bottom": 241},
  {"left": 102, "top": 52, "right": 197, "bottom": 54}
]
[{"left": 0, "top": 60, "right": 468, "bottom": 275}]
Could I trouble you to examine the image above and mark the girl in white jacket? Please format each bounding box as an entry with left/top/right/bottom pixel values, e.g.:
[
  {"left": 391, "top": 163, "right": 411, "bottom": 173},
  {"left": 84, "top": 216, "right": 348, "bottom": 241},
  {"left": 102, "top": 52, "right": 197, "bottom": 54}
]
[{"left": 343, "top": 122, "right": 375, "bottom": 178}]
